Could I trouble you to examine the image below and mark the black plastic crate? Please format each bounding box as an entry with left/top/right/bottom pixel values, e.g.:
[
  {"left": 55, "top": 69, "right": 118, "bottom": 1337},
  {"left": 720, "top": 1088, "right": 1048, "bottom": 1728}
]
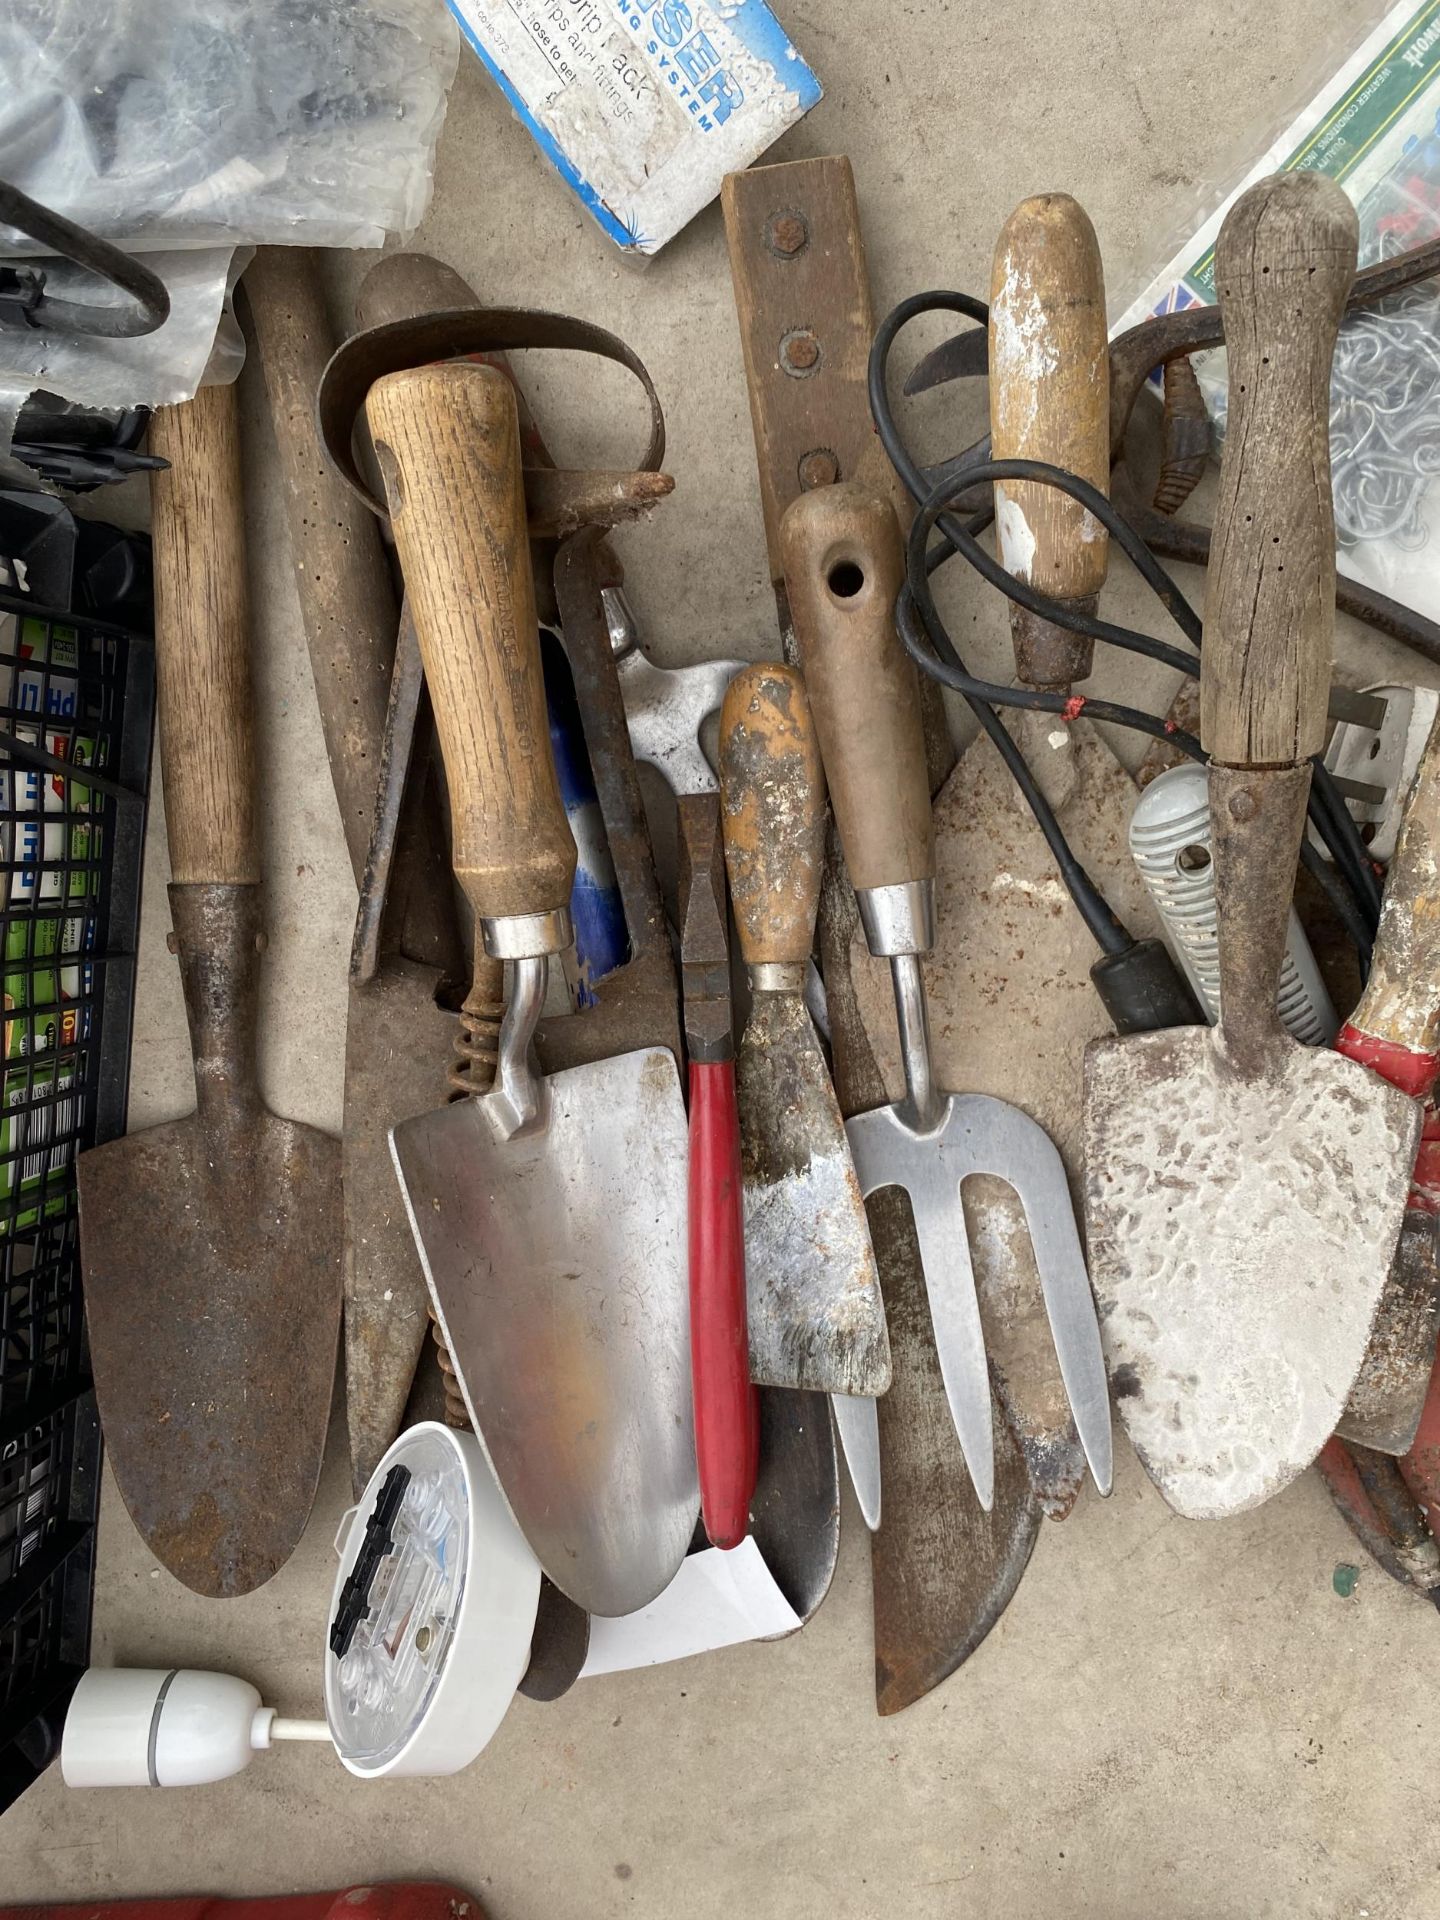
[
  {"left": 0, "top": 1395, "right": 100, "bottom": 1811},
  {"left": 0, "top": 493, "right": 153, "bottom": 1814}
]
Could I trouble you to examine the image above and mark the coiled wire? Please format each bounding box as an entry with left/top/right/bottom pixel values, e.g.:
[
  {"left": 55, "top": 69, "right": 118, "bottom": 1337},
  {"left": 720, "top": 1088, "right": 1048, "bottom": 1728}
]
[{"left": 868, "top": 289, "right": 1385, "bottom": 972}]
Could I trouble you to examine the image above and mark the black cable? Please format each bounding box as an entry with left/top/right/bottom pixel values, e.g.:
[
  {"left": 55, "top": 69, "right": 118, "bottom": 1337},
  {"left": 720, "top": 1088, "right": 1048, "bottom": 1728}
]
[
  {"left": 908, "top": 457, "right": 1382, "bottom": 931},
  {"left": 865, "top": 297, "right": 1137, "bottom": 954},
  {"left": 869, "top": 288, "right": 1387, "bottom": 964},
  {"left": 1301, "top": 837, "right": 1374, "bottom": 974}
]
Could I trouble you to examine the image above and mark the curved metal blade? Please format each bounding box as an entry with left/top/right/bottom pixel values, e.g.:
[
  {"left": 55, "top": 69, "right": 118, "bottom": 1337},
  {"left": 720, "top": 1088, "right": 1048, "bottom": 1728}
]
[
  {"left": 903, "top": 324, "right": 989, "bottom": 396},
  {"left": 78, "top": 1111, "right": 341, "bottom": 1598},
  {"left": 391, "top": 1047, "right": 698, "bottom": 1616},
  {"left": 750, "top": 1387, "right": 841, "bottom": 1622},
  {"left": 831, "top": 1391, "right": 881, "bottom": 1529}
]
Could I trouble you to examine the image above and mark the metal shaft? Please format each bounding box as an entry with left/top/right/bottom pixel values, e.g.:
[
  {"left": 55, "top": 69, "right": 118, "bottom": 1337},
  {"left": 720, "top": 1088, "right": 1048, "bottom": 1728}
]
[
  {"left": 891, "top": 952, "right": 942, "bottom": 1133},
  {"left": 490, "top": 954, "right": 549, "bottom": 1138}
]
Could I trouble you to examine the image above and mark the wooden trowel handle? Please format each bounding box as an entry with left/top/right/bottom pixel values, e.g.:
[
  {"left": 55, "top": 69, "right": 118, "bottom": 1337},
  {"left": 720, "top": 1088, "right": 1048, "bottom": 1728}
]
[
  {"left": 1203, "top": 172, "right": 1358, "bottom": 769},
  {"left": 365, "top": 362, "right": 576, "bottom": 932},
  {"left": 718, "top": 664, "right": 826, "bottom": 971},
  {"left": 781, "top": 483, "right": 934, "bottom": 894},
  {"left": 989, "top": 193, "right": 1109, "bottom": 689},
  {"left": 149, "top": 383, "right": 258, "bottom": 888}
]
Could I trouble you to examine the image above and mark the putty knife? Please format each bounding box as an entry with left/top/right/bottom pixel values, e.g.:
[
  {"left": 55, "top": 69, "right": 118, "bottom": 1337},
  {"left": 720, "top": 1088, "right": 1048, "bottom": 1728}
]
[{"left": 718, "top": 662, "right": 889, "bottom": 1397}]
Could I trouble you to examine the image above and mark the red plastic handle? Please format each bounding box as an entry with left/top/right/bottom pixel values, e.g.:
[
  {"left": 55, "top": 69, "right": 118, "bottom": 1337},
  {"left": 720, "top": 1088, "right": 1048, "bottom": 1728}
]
[
  {"left": 688, "top": 1058, "right": 759, "bottom": 1548},
  {"left": 1335, "top": 1023, "right": 1440, "bottom": 1209}
]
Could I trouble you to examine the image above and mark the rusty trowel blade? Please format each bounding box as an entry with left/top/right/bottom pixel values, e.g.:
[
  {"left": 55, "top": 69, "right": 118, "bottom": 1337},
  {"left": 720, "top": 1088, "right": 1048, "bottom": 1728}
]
[
  {"left": 79, "top": 1108, "right": 341, "bottom": 1599},
  {"left": 869, "top": 1179, "right": 1040, "bottom": 1714},
  {"left": 737, "top": 993, "right": 890, "bottom": 1396},
  {"left": 1336, "top": 1209, "right": 1440, "bottom": 1455},
  {"left": 344, "top": 955, "right": 457, "bottom": 1492},
  {"left": 1086, "top": 1026, "right": 1418, "bottom": 1518}
]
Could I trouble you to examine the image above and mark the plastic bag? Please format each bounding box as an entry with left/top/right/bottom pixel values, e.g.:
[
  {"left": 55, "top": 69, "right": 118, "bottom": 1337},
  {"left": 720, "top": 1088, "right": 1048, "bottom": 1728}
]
[
  {"left": 1117, "top": 1, "right": 1440, "bottom": 612},
  {"left": 0, "top": 0, "right": 457, "bottom": 252}
]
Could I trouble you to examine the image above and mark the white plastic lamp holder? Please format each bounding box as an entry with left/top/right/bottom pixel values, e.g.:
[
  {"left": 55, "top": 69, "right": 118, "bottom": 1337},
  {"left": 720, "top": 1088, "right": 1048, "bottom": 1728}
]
[{"left": 61, "top": 1668, "right": 330, "bottom": 1788}]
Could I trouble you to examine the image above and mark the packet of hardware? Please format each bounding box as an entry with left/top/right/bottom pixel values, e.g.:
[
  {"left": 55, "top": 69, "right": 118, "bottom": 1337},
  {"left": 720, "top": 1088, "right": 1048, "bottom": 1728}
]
[{"left": 445, "top": 0, "right": 820, "bottom": 255}]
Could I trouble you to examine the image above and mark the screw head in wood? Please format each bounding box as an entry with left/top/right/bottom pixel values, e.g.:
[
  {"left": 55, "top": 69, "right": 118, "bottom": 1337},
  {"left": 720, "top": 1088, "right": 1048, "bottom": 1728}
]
[
  {"left": 766, "top": 210, "right": 809, "bottom": 258},
  {"left": 797, "top": 448, "right": 840, "bottom": 489},
  {"left": 780, "top": 329, "right": 821, "bottom": 377}
]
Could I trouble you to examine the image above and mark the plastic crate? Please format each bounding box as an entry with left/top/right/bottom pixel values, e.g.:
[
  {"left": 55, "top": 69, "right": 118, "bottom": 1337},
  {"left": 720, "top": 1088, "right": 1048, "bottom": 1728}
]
[{"left": 0, "top": 493, "right": 153, "bottom": 1816}]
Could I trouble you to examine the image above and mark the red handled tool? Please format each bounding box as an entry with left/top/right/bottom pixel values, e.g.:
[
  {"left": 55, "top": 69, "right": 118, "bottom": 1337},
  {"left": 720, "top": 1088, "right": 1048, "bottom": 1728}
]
[
  {"left": 1329, "top": 711, "right": 1440, "bottom": 1459},
  {"left": 617, "top": 644, "right": 760, "bottom": 1548}
]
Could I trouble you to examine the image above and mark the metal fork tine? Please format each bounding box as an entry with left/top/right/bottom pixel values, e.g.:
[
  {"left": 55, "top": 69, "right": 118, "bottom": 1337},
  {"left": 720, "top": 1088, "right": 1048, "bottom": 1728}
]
[
  {"left": 846, "top": 1105, "right": 996, "bottom": 1511},
  {"left": 952, "top": 1094, "right": 1113, "bottom": 1497}
]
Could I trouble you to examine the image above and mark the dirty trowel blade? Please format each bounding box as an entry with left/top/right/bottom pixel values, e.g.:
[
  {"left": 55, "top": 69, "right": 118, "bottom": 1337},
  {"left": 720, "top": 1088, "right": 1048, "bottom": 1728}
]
[
  {"left": 738, "top": 992, "right": 890, "bottom": 1396},
  {"left": 1085, "top": 1027, "right": 1418, "bottom": 1518}
]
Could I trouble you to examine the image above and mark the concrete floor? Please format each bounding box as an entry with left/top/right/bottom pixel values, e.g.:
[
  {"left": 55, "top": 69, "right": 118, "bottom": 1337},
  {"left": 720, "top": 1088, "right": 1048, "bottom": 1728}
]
[{"left": 6, "top": 1, "right": 1440, "bottom": 1913}]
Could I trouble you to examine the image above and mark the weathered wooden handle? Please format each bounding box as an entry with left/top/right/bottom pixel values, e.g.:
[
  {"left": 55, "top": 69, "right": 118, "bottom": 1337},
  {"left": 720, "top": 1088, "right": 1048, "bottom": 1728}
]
[
  {"left": 365, "top": 362, "right": 575, "bottom": 925},
  {"left": 989, "top": 192, "right": 1109, "bottom": 689},
  {"left": 782, "top": 483, "right": 934, "bottom": 893},
  {"left": 149, "top": 383, "right": 258, "bottom": 888},
  {"left": 1343, "top": 711, "right": 1440, "bottom": 1077},
  {"left": 246, "top": 247, "right": 399, "bottom": 887},
  {"left": 718, "top": 664, "right": 826, "bottom": 970},
  {"left": 1203, "top": 171, "right": 1358, "bottom": 768}
]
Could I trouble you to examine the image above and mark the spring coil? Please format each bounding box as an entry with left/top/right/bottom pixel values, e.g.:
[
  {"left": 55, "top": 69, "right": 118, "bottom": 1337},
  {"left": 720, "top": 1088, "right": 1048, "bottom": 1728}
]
[
  {"left": 446, "top": 987, "right": 504, "bottom": 1102},
  {"left": 430, "top": 976, "right": 506, "bottom": 1427}
]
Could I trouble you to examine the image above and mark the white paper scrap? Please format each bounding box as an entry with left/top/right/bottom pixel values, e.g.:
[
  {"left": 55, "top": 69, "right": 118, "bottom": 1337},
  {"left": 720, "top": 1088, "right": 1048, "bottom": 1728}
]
[{"left": 579, "top": 1536, "right": 801, "bottom": 1677}]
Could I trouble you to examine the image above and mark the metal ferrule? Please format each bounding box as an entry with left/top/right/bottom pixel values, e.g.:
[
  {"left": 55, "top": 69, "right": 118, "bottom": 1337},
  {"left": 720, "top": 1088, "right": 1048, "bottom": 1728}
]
[
  {"left": 857, "top": 880, "right": 935, "bottom": 960},
  {"left": 481, "top": 906, "right": 573, "bottom": 961},
  {"left": 748, "top": 961, "right": 806, "bottom": 995}
]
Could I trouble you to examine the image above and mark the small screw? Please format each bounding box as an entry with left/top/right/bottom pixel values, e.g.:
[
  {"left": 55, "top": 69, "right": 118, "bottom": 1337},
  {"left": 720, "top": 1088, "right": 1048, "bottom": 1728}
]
[
  {"left": 255, "top": 929, "right": 269, "bottom": 953},
  {"left": 798, "top": 448, "right": 840, "bottom": 489},
  {"left": 166, "top": 929, "right": 178, "bottom": 955},
  {"left": 780, "top": 329, "right": 821, "bottom": 377},
  {"left": 1227, "top": 786, "right": 1259, "bottom": 823},
  {"left": 766, "top": 210, "right": 809, "bottom": 258}
]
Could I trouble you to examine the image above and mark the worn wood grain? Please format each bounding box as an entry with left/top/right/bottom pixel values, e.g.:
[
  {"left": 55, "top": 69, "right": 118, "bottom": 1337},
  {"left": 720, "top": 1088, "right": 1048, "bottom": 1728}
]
[
  {"left": 718, "top": 664, "right": 826, "bottom": 970},
  {"left": 149, "top": 382, "right": 258, "bottom": 888},
  {"left": 784, "top": 484, "right": 935, "bottom": 897},
  {"left": 365, "top": 362, "right": 575, "bottom": 924},
  {"left": 1203, "top": 171, "right": 1358, "bottom": 768},
  {"left": 989, "top": 193, "right": 1109, "bottom": 688}
]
